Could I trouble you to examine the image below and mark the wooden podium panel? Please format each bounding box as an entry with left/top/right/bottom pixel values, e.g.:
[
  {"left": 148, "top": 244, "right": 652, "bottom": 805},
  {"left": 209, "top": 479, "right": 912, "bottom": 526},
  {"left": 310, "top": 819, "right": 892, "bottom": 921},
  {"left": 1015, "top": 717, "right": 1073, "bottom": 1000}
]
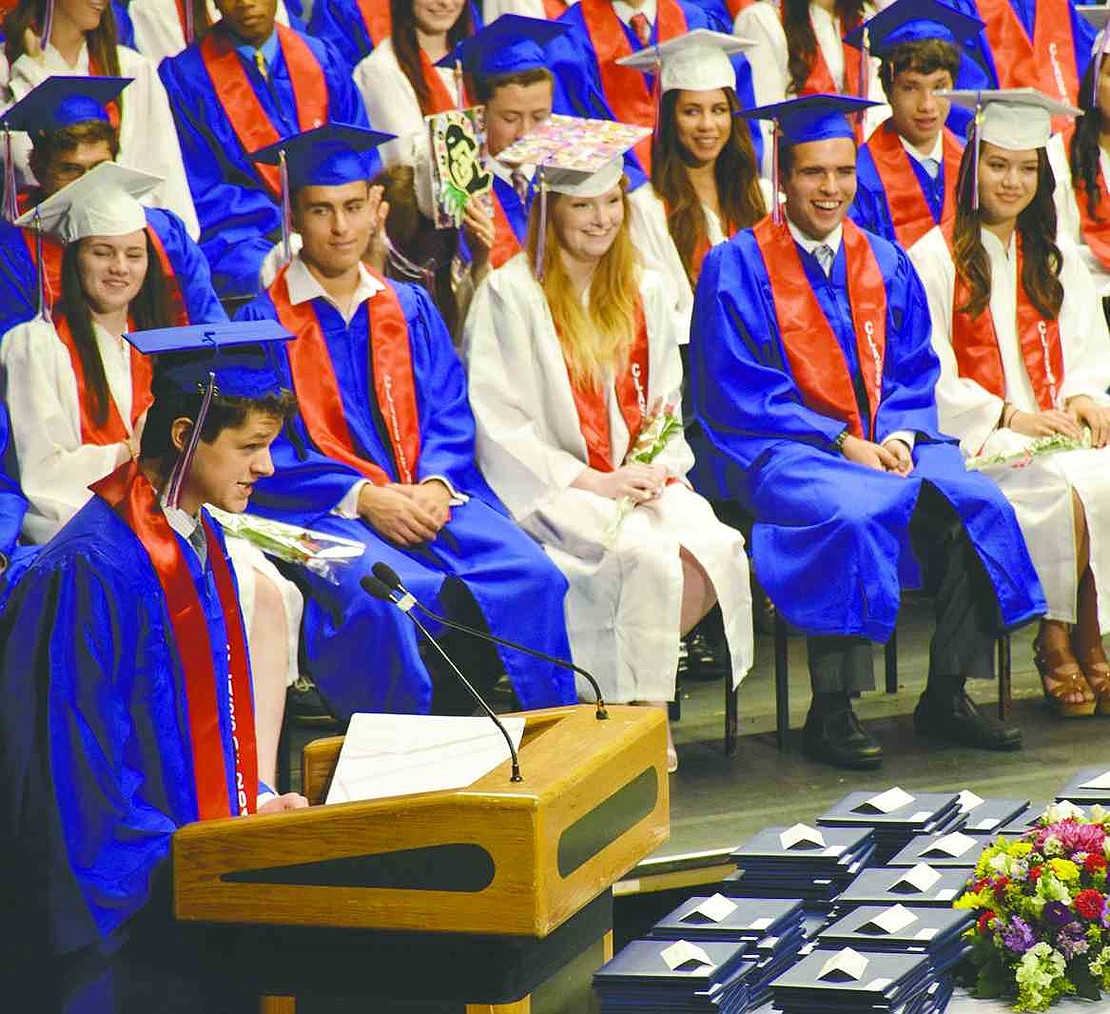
[{"left": 173, "top": 705, "right": 669, "bottom": 938}]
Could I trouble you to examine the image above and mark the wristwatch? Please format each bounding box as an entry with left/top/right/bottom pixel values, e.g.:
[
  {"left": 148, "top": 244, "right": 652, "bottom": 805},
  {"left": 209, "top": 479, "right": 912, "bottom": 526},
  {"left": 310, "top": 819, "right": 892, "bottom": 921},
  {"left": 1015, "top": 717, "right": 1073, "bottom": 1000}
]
[{"left": 834, "top": 428, "right": 850, "bottom": 454}]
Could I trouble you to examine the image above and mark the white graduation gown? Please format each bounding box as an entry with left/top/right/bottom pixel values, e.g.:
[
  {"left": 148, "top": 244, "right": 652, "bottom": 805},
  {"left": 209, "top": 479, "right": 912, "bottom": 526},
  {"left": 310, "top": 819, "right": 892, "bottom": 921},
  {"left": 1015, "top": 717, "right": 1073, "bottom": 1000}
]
[
  {"left": 734, "top": 0, "right": 888, "bottom": 174},
  {"left": 483, "top": 0, "right": 578, "bottom": 18},
  {"left": 0, "top": 317, "right": 302, "bottom": 684},
  {"left": 353, "top": 37, "right": 463, "bottom": 167},
  {"left": 462, "top": 254, "right": 753, "bottom": 702},
  {"left": 1047, "top": 131, "right": 1110, "bottom": 298},
  {"left": 2, "top": 42, "right": 199, "bottom": 239},
  {"left": 910, "top": 225, "right": 1110, "bottom": 629}
]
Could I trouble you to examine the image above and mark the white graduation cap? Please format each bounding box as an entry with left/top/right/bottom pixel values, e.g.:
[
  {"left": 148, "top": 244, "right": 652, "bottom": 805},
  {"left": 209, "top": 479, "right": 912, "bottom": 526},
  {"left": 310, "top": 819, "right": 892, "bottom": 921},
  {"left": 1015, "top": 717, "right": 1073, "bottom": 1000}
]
[
  {"left": 616, "top": 28, "right": 754, "bottom": 94},
  {"left": 939, "top": 88, "right": 1080, "bottom": 207}
]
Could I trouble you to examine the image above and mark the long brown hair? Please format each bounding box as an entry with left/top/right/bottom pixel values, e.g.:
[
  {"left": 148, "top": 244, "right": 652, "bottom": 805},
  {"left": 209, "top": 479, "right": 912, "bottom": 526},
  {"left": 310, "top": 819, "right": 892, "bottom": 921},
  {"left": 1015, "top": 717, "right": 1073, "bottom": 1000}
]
[
  {"left": 651, "top": 87, "right": 765, "bottom": 287},
  {"left": 4, "top": 0, "right": 120, "bottom": 76},
  {"left": 58, "top": 232, "right": 171, "bottom": 429},
  {"left": 952, "top": 142, "right": 1063, "bottom": 320},
  {"left": 783, "top": 0, "right": 864, "bottom": 97},
  {"left": 525, "top": 186, "right": 640, "bottom": 388},
  {"left": 1069, "top": 55, "right": 1107, "bottom": 221},
  {"left": 390, "top": 0, "right": 473, "bottom": 115}
]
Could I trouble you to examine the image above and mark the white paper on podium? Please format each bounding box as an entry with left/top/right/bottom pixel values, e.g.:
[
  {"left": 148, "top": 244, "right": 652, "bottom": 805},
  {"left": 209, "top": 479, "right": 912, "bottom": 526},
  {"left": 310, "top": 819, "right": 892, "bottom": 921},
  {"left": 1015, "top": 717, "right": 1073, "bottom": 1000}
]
[{"left": 325, "top": 713, "right": 527, "bottom": 804}]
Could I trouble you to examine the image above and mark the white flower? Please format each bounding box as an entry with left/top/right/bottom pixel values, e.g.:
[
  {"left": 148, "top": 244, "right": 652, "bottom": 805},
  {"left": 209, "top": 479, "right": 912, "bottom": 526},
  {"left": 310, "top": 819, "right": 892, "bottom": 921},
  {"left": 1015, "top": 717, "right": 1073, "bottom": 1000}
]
[
  {"left": 1042, "top": 835, "right": 1064, "bottom": 857},
  {"left": 1046, "top": 801, "right": 1085, "bottom": 823},
  {"left": 1091, "top": 804, "right": 1108, "bottom": 825}
]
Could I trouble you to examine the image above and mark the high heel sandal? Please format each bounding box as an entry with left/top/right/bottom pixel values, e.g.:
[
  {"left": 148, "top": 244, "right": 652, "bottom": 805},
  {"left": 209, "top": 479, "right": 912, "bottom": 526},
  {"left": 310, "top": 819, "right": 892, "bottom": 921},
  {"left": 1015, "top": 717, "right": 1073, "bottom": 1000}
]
[
  {"left": 1034, "top": 638, "right": 1097, "bottom": 718},
  {"left": 1074, "top": 641, "right": 1110, "bottom": 716}
]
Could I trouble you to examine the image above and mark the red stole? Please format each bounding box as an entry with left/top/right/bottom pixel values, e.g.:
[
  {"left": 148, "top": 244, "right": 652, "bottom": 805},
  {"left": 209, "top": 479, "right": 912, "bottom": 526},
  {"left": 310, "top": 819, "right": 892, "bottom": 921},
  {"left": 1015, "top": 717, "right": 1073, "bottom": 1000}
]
[
  {"left": 563, "top": 300, "right": 650, "bottom": 471},
  {"left": 662, "top": 199, "right": 736, "bottom": 284},
  {"left": 55, "top": 314, "right": 152, "bottom": 445},
  {"left": 727, "top": 0, "right": 754, "bottom": 14},
  {"left": 489, "top": 187, "right": 523, "bottom": 270},
  {"left": 86, "top": 54, "right": 121, "bottom": 130},
  {"left": 543, "top": 0, "right": 569, "bottom": 15},
  {"left": 578, "top": 0, "right": 688, "bottom": 174},
  {"left": 417, "top": 46, "right": 468, "bottom": 115},
  {"left": 20, "top": 226, "right": 190, "bottom": 326},
  {"left": 792, "top": 13, "right": 863, "bottom": 98},
  {"left": 199, "top": 25, "right": 329, "bottom": 199},
  {"left": 945, "top": 223, "right": 1065, "bottom": 411},
  {"left": 354, "top": 0, "right": 392, "bottom": 46},
  {"left": 976, "top": 0, "right": 1080, "bottom": 110},
  {"left": 754, "top": 216, "right": 887, "bottom": 439},
  {"left": 1062, "top": 125, "right": 1110, "bottom": 270},
  {"left": 92, "top": 462, "right": 258, "bottom": 820},
  {"left": 269, "top": 265, "right": 422, "bottom": 485},
  {"left": 865, "top": 122, "right": 961, "bottom": 249}
]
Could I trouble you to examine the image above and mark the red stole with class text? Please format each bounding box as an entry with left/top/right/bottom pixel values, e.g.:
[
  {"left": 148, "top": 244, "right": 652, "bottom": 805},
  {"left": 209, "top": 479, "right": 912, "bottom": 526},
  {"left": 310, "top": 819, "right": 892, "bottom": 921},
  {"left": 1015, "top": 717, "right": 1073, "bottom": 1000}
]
[
  {"left": 489, "top": 187, "right": 523, "bottom": 270},
  {"left": 578, "top": 0, "right": 688, "bottom": 173},
  {"left": 199, "top": 25, "right": 329, "bottom": 199},
  {"left": 55, "top": 314, "right": 152, "bottom": 445},
  {"left": 562, "top": 299, "right": 650, "bottom": 471},
  {"left": 92, "top": 462, "right": 258, "bottom": 820},
  {"left": 944, "top": 222, "right": 1065, "bottom": 410},
  {"left": 976, "top": 0, "right": 1079, "bottom": 110},
  {"left": 269, "top": 265, "right": 422, "bottom": 484},
  {"left": 1062, "top": 125, "right": 1110, "bottom": 270},
  {"left": 754, "top": 216, "right": 886, "bottom": 439},
  {"left": 864, "top": 121, "right": 962, "bottom": 249},
  {"left": 20, "top": 226, "right": 190, "bottom": 326},
  {"left": 354, "top": 0, "right": 392, "bottom": 46}
]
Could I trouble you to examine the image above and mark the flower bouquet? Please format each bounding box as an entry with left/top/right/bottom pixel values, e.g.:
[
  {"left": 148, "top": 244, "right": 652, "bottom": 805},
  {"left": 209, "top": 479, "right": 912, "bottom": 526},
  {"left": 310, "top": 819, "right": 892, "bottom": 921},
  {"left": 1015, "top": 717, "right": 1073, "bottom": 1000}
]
[
  {"left": 604, "top": 399, "right": 682, "bottom": 544},
  {"left": 955, "top": 802, "right": 1110, "bottom": 1010},
  {"left": 966, "top": 429, "right": 1093, "bottom": 472}
]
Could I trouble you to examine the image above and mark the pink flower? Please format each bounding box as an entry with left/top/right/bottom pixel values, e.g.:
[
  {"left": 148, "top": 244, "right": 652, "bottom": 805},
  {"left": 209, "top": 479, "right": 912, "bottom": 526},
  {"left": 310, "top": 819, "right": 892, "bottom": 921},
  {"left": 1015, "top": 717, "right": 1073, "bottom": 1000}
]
[{"left": 1033, "top": 820, "right": 1106, "bottom": 857}]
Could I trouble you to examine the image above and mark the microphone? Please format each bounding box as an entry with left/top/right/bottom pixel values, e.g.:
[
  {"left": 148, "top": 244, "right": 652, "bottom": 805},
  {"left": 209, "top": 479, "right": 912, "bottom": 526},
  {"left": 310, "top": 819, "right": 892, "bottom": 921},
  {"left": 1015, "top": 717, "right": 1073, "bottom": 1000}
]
[
  {"left": 370, "top": 561, "right": 608, "bottom": 720},
  {"left": 361, "top": 574, "right": 523, "bottom": 782}
]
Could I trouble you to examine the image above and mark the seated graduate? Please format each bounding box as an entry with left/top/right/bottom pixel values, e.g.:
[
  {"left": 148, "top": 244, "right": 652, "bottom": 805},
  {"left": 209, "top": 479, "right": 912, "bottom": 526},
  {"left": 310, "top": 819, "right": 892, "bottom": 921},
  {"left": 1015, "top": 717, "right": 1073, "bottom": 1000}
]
[
  {"left": 0, "top": 321, "right": 307, "bottom": 1014},
  {"left": 353, "top": 0, "right": 477, "bottom": 167},
  {"left": 128, "top": 0, "right": 304, "bottom": 69},
  {"left": 157, "top": 0, "right": 375, "bottom": 304},
  {"left": 1049, "top": 23, "right": 1110, "bottom": 300},
  {"left": 1, "top": 163, "right": 303, "bottom": 787},
  {"left": 848, "top": 0, "right": 987, "bottom": 249},
  {"left": 462, "top": 138, "right": 754, "bottom": 773},
  {"left": 910, "top": 89, "right": 1110, "bottom": 720},
  {"left": 238, "top": 125, "right": 576, "bottom": 722},
  {"left": 690, "top": 94, "right": 1045, "bottom": 770},
  {"left": 2, "top": 0, "right": 199, "bottom": 236},
  {"left": 0, "top": 75, "right": 224, "bottom": 338}
]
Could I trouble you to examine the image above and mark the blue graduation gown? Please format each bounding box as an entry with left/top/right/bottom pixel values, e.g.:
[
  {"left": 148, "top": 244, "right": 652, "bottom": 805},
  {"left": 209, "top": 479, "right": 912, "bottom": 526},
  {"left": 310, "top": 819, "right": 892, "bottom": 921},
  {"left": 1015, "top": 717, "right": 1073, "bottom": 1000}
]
[
  {"left": 0, "top": 496, "right": 257, "bottom": 970},
  {"left": 850, "top": 142, "right": 950, "bottom": 244},
  {"left": 689, "top": 223, "right": 1045, "bottom": 642},
  {"left": 0, "top": 402, "right": 34, "bottom": 613},
  {"left": 0, "top": 205, "right": 226, "bottom": 338},
  {"left": 158, "top": 24, "right": 376, "bottom": 302},
  {"left": 237, "top": 279, "right": 576, "bottom": 718}
]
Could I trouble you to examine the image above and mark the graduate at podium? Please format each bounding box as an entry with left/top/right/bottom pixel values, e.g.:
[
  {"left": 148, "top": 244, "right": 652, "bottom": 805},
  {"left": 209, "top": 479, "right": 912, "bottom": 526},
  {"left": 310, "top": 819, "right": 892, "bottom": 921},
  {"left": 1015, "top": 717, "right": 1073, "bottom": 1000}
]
[
  {"left": 0, "top": 321, "right": 308, "bottom": 1014},
  {"left": 689, "top": 94, "right": 1045, "bottom": 770},
  {"left": 237, "top": 124, "right": 576, "bottom": 721}
]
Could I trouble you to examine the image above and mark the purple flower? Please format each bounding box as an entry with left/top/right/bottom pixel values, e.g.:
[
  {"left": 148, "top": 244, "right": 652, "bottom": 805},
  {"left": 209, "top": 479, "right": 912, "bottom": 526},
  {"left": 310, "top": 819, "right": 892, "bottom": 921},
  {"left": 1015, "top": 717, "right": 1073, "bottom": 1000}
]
[
  {"left": 1044, "top": 902, "right": 1073, "bottom": 927},
  {"left": 1058, "top": 922, "right": 1090, "bottom": 959},
  {"left": 1101, "top": 900, "right": 1110, "bottom": 929},
  {"left": 1002, "top": 916, "right": 1036, "bottom": 954}
]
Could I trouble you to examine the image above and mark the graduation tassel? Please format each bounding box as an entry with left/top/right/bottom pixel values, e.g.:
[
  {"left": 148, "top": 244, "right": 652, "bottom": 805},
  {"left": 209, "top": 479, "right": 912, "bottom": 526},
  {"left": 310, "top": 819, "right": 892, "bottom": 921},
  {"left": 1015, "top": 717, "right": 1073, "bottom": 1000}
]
[
  {"left": 165, "top": 371, "right": 216, "bottom": 509},
  {"left": 384, "top": 231, "right": 435, "bottom": 296},
  {"left": 184, "top": 0, "right": 195, "bottom": 46},
  {"left": 454, "top": 56, "right": 465, "bottom": 109},
  {"left": 857, "top": 26, "right": 870, "bottom": 99},
  {"left": 650, "top": 45, "right": 663, "bottom": 148},
  {"left": 2, "top": 129, "right": 18, "bottom": 223},
  {"left": 40, "top": 0, "right": 56, "bottom": 53},
  {"left": 278, "top": 149, "right": 292, "bottom": 265},
  {"left": 971, "top": 93, "right": 983, "bottom": 212},
  {"left": 771, "top": 121, "right": 782, "bottom": 226},
  {"left": 533, "top": 164, "right": 548, "bottom": 281},
  {"left": 33, "top": 211, "right": 50, "bottom": 322}
]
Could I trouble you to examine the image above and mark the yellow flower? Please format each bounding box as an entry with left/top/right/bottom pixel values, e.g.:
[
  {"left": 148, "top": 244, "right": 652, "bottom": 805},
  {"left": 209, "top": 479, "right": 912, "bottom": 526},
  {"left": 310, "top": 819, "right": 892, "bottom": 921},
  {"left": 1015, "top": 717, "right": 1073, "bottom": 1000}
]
[
  {"left": 1048, "top": 858, "right": 1079, "bottom": 882},
  {"left": 1010, "top": 841, "right": 1033, "bottom": 858}
]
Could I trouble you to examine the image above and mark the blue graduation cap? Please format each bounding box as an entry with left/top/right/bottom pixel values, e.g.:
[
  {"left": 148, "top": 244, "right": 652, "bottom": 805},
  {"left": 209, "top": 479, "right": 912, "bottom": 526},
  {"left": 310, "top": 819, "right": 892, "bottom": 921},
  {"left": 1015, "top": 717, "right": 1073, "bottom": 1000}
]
[
  {"left": 843, "top": 0, "right": 984, "bottom": 60},
  {"left": 0, "top": 75, "right": 132, "bottom": 133},
  {"left": 123, "top": 320, "right": 293, "bottom": 506},
  {"left": 251, "top": 122, "right": 395, "bottom": 263},
  {"left": 742, "top": 95, "right": 879, "bottom": 222},
  {"left": 438, "top": 14, "right": 569, "bottom": 80}
]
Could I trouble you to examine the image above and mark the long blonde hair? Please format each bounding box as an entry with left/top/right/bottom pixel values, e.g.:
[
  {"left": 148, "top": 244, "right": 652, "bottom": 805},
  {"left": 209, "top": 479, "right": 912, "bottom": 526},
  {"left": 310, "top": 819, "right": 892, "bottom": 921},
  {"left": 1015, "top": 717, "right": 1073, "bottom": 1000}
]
[{"left": 525, "top": 186, "right": 640, "bottom": 388}]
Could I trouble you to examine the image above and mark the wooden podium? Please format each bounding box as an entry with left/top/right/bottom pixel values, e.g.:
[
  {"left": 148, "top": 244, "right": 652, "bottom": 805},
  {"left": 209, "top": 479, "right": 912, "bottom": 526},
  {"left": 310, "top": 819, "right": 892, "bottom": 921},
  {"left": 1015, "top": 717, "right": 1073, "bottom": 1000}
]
[{"left": 172, "top": 704, "right": 669, "bottom": 1011}]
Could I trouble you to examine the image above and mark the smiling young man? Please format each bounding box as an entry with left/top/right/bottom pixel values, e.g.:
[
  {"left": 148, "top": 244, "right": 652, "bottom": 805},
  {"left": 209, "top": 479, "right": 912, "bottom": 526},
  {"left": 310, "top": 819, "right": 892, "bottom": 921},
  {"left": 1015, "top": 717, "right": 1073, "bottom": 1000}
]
[
  {"left": 847, "top": 0, "right": 987, "bottom": 250},
  {"left": 238, "top": 124, "right": 576, "bottom": 721},
  {"left": 689, "top": 93, "right": 1044, "bottom": 770},
  {"left": 0, "top": 321, "right": 307, "bottom": 1012}
]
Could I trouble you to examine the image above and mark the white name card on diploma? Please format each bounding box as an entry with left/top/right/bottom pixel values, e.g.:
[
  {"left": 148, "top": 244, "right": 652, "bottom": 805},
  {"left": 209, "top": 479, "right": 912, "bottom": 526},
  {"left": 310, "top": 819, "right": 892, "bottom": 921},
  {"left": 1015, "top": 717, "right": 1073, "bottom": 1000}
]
[
  {"left": 1080, "top": 771, "right": 1110, "bottom": 791},
  {"left": 819, "top": 947, "right": 869, "bottom": 982},
  {"left": 957, "top": 790, "right": 984, "bottom": 812},
  {"left": 896, "top": 864, "right": 942, "bottom": 893},
  {"left": 922, "top": 832, "right": 978, "bottom": 858},
  {"left": 660, "top": 940, "right": 715, "bottom": 971},
  {"left": 779, "top": 823, "right": 826, "bottom": 850},
  {"left": 856, "top": 787, "right": 915, "bottom": 814},
  {"left": 862, "top": 904, "right": 918, "bottom": 935},
  {"left": 692, "top": 894, "right": 738, "bottom": 923}
]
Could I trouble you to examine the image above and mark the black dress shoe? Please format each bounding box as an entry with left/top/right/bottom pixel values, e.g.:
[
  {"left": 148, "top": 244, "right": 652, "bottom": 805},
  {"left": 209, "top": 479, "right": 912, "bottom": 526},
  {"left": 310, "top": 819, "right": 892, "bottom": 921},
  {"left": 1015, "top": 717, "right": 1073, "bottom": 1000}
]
[
  {"left": 286, "top": 676, "right": 337, "bottom": 725},
  {"left": 802, "top": 706, "right": 883, "bottom": 769},
  {"left": 913, "top": 686, "right": 1023, "bottom": 751},
  {"left": 681, "top": 630, "right": 730, "bottom": 681}
]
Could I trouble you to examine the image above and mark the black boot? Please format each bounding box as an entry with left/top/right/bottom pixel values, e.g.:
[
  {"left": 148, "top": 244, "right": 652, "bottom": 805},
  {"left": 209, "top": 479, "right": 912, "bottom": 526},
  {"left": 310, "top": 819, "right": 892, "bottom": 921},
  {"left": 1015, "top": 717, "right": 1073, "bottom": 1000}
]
[
  {"left": 913, "top": 679, "right": 1022, "bottom": 751},
  {"left": 803, "top": 697, "right": 883, "bottom": 769}
]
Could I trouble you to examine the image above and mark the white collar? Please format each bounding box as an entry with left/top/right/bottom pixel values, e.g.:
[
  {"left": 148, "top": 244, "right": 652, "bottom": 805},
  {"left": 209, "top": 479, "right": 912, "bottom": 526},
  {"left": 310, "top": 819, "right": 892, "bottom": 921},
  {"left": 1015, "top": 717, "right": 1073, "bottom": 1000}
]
[
  {"left": 162, "top": 502, "right": 200, "bottom": 541},
  {"left": 285, "top": 253, "right": 385, "bottom": 325},
  {"left": 786, "top": 216, "right": 843, "bottom": 256},
  {"left": 900, "top": 130, "right": 944, "bottom": 166},
  {"left": 488, "top": 157, "right": 535, "bottom": 185},
  {"left": 980, "top": 224, "right": 1016, "bottom": 261},
  {"left": 612, "top": 0, "right": 658, "bottom": 28}
]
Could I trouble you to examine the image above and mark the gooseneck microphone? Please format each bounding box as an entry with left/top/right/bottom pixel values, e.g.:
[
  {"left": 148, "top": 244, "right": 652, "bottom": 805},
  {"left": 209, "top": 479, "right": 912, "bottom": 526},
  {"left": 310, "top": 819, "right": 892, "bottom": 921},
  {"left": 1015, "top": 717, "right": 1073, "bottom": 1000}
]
[
  {"left": 370, "top": 561, "right": 609, "bottom": 721},
  {"left": 361, "top": 574, "right": 523, "bottom": 782}
]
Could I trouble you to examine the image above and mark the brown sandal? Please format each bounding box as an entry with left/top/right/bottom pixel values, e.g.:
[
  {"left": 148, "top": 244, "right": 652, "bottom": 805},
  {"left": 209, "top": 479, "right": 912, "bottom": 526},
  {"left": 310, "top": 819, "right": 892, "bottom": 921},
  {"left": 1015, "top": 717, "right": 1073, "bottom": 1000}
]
[
  {"left": 1034, "top": 639, "right": 1097, "bottom": 717},
  {"left": 1075, "top": 642, "right": 1110, "bottom": 716}
]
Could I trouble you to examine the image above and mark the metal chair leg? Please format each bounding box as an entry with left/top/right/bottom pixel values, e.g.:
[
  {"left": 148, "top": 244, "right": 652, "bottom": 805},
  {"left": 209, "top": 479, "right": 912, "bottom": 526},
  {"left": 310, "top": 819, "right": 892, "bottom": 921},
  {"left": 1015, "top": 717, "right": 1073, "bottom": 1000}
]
[
  {"left": 884, "top": 630, "right": 898, "bottom": 694},
  {"left": 774, "top": 612, "right": 789, "bottom": 750},
  {"left": 998, "top": 633, "right": 1012, "bottom": 721},
  {"left": 725, "top": 675, "right": 739, "bottom": 757}
]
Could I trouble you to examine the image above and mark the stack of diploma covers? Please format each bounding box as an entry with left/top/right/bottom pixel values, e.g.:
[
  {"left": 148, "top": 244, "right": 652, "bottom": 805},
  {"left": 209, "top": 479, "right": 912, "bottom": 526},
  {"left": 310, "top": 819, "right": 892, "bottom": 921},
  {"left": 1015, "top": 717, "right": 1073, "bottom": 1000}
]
[
  {"left": 1055, "top": 767, "right": 1110, "bottom": 806},
  {"left": 885, "top": 829, "right": 991, "bottom": 870},
  {"left": 727, "top": 824, "right": 876, "bottom": 910},
  {"left": 949, "top": 789, "right": 1029, "bottom": 834},
  {"left": 835, "top": 861, "right": 969, "bottom": 912},
  {"left": 817, "top": 787, "right": 963, "bottom": 863}
]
